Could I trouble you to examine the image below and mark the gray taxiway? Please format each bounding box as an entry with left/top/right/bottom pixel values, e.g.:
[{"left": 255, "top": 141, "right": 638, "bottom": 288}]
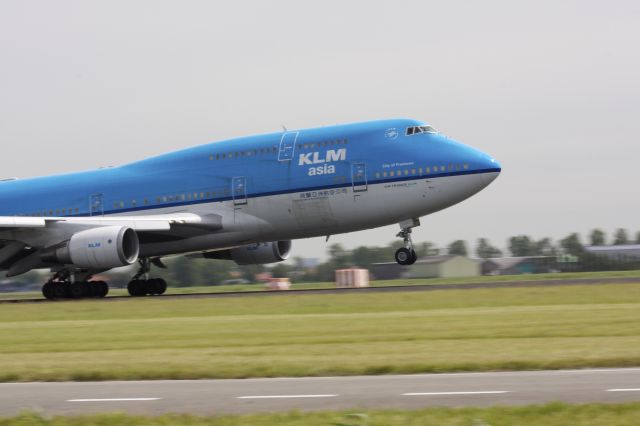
[{"left": 1, "top": 368, "right": 640, "bottom": 416}]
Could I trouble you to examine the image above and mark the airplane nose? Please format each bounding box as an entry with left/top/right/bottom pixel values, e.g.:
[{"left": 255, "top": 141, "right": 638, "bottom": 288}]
[
  {"left": 486, "top": 156, "right": 501, "bottom": 172},
  {"left": 480, "top": 154, "right": 501, "bottom": 185}
]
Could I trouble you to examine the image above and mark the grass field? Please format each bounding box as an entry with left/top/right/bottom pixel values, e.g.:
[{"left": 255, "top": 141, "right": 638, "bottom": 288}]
[
  {"left": 2, "top": 269, "right": 640, "bottom": 300},
  {"left": 4, "top": 403, "right": 640, "bottom": 425},
  {"left": 0, "top": 281, "right": 639, "bottom": 382}
]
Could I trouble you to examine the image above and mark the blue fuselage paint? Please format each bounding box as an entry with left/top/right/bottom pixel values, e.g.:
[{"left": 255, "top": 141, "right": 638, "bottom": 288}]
[{"left": 0, "top": 119, "right": 500, "bottom": 218}]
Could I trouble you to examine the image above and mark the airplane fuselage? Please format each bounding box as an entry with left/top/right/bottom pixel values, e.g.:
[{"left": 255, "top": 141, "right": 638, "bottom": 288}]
[{"left": 0, "top": 118, "right": 501, "bottom": 261}]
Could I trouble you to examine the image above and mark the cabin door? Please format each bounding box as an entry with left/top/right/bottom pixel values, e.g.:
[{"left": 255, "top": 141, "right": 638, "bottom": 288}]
[
  {"left": 351, "top": 163, "right": 368, "bottom": 192},
  {"left": 232, "top": 176, "right": 248, "bottom": 206},
  {"left": 89, "top": 193, "right": 104, "bottom": 216},
  {"left": 278, "top": 132, "right": 298, "bottom": 161}
]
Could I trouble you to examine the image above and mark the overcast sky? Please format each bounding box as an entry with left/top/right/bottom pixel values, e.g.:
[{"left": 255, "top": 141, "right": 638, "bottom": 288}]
[{"left": 1, "top": 1, "right": 638, "bottom": 259}]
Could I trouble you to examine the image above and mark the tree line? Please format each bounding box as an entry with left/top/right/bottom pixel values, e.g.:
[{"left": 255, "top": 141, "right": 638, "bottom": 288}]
[
  {"left": 4, "top": 228, "right": 639, "bottom": 288},
  {"left": 283, "top": 227, "right": 640, "bottom": 282},
  {"left": 143, "top": 227, "right": 640, "bottom": 285}
]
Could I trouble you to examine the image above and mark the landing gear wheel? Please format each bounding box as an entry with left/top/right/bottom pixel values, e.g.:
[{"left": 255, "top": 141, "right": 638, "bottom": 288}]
[
  {"left": 394, "top": 219, "right": 420, "bottom": 266},
  {"left": 42, "top": 282, "right": 55, "bottom": 300},
  {"left": 395, "top": 248, "right": 416, "bottom": 265},
  {"left": 92, "top": 281, "right": 109, "bottom": 298},
  {"left": 156, "top": 278, "right": 167, "bottom": 295},
  {"left": 127, "top": 280, "right": 146, "bottom": 297},
  {"left": 146, "top": 279, "right": 158, "bottom": 295},
  {"left": 52, "top": 283, "right": 68, "bottom": 299},
  {"left": 70, "top": 282, "right": 87, "bottom": 299},
  {"left": 148, "top": 278, "right": 167, "bottom": 295},
  {"left": 127, "top": 258, "right": 168, "bottom": 297}
]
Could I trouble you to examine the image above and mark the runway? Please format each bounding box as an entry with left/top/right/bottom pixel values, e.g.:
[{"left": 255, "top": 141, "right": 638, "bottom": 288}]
[
  {"left": 2, "top": 276, "right": 639, "bottom": 304},
  {"left": 2, "top": 368, "right": 640, "bottom": 416}
]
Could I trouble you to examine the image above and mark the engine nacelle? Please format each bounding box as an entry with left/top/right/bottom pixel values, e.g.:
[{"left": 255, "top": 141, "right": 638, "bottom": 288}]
[
  {"left": 203, "top": 241, "right": 292, "bottom": 265},
  {"left": 43, "top": 226, "right": 140, "bottom": 270}
]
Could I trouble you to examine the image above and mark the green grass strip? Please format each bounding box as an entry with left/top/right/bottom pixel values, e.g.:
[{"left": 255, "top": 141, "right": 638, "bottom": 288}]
[
  {"left": 0, "top": 283, "right": 639, "bottom": 382},
  {"left": 4, "top": 402, "right": 640, "bottom": 425}
]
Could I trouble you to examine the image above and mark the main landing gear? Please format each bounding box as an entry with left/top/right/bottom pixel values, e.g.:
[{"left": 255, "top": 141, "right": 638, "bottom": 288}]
[
  {"left": 394, "top": 218, "right": 420, "bottom": 266},
  {"left": 42, "top": 270, "right": 109, "bottom": 300},
  {"left": 127, "top": 258, "right": 167, "bottom": 297}
]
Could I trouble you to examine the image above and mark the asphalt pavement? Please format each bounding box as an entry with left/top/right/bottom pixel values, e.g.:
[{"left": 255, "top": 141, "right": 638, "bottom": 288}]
[{"left": 1, "top": 368, "right": 640, "bottom": 416}]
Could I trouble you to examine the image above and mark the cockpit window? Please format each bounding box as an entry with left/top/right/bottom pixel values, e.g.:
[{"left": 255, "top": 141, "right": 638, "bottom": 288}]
[{"left": 406, "top": 125, "right": 438, "bottom": 136}]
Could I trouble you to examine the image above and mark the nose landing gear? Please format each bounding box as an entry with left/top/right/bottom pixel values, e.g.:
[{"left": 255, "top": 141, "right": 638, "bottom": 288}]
[{"left": 394, "top": 218, "right": 420, "bottom": 265}]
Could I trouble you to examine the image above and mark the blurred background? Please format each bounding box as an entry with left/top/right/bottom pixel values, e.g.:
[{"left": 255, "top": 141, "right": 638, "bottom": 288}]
[
  {"left": 0, "top": 0, "right": 638, "bottom": 288},
  {"left": 3, "top": 227, "right": 638, "bottom": 291}
]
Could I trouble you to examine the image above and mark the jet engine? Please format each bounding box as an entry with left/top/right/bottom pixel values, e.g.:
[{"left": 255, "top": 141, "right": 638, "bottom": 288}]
[
  {"left": 42, "top": 226, "right": 140, "bottom": 270},
  {"left": 203, "top": 241, "right": 292, "bottom": 265}
]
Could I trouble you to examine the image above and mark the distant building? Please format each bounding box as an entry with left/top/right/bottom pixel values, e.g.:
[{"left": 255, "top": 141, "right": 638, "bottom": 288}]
[
  {"left": 481, "top": 256, "right": 557, "bottom": 275},
  {"left": 585, "top": 245, "right": 640, "bottom": 260},
  {"left": 409, "top": 255, "right": 480, "bottom": 278},
  {"left": 370, "top": 255, "right": 480, "bottom": 280}
]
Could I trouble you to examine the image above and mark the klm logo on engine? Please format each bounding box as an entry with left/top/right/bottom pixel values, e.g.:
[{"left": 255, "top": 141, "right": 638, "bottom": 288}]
[
  {"left": 298, "top": 149, "right": 346, "bottom": 176},
  {"left": 88, "top": 242, "right": 101, "bottom": 248}
]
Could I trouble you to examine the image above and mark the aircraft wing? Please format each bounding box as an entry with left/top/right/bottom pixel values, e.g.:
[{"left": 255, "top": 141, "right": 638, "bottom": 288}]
[
  {"left": 0, "top": 213, "right": 210, "bottom": 232},
  {"left": 0, "top": 212, "right": 223, "bottom": 274}
]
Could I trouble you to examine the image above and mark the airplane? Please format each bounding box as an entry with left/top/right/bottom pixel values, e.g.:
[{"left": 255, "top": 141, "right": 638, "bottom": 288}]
[{"left": 0, "top": 118, "right": 501, "bottom": 299}]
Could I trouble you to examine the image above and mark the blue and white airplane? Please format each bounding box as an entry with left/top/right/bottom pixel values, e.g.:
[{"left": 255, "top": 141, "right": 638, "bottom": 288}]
[{"left": 0, "top": 119, "right": 500, "bottom": 299}]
